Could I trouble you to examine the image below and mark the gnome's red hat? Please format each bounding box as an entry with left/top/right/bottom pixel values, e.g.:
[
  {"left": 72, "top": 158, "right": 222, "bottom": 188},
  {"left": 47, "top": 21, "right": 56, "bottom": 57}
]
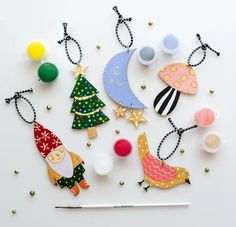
[{"left": 34, "top": 122, "right": 63, "bottom": 158}]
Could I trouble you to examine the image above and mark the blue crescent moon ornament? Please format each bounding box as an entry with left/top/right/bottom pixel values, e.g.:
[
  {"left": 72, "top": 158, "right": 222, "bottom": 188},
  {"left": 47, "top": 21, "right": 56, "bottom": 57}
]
[{"left": 103, "top": 49, "right": 146, "bottom": 109}]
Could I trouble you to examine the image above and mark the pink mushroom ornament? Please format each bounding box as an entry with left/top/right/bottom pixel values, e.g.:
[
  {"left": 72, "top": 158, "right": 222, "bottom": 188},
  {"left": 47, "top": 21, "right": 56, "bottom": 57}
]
[{"left": 153, "top": 34, "right": 220, "bottom": 116}]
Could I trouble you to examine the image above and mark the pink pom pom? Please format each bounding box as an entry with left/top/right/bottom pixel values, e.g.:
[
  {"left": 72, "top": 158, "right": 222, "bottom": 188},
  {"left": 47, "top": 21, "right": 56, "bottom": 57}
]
[{"left": 195, "top": 108, "right": 215, "bottom": 127}]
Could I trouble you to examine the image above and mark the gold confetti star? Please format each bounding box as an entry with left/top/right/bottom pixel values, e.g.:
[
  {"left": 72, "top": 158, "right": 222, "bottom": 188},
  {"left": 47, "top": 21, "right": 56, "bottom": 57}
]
[
  {"left": 114, "top": 106, "right": 126, "bottom": 118},
  {"left": 129, "top": 109, "right": 146, "bottom": 128},
  {"left": 73, "top": 64, "right": 88, "bottom": 78}
]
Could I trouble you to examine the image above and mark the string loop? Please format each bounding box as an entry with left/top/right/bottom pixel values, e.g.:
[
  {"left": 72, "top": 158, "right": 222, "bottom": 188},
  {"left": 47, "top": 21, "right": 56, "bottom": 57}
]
[
  {"left": 157, "top": 118, "right": 197, "bottom": 161},
  {"left": 113, "top": 6, "right": 133, "bottom": 49},
  {"left": 5, "top": 89, "right": 36, "bottom": 124},
  {"left": 187, "top": 34, "right": 220, "bottom": 67},
  {"left": 58, "top": 23, "right": 82, "bottom": 65}
]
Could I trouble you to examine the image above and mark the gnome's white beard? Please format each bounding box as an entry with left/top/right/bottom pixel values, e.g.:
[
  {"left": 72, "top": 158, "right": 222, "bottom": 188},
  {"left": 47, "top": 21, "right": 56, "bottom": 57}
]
[{"left": 46, "top": 150, "right": 74, "bottom": 178}]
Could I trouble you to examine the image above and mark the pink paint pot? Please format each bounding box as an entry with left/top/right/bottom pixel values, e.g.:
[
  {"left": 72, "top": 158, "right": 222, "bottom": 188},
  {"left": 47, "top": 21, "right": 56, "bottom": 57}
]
[{"left": 195, "top": 108, "right": 216, "bottom": 127}]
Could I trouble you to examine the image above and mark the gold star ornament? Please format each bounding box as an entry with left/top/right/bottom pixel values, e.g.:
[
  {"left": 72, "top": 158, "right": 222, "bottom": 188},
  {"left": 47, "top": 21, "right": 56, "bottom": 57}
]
[
  {"left": 129, "top": 109, "right": 146, "bottom": 128},
  {"left": 114, "top": 106, "right": 126, "bottom": 118},
  {"left": 73, "top": 64, "right": 88, "bottom": 78}
]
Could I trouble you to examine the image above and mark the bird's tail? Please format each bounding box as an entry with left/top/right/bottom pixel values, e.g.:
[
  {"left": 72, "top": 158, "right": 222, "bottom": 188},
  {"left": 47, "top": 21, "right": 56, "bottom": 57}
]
[{"left": 138, "top": 133, "right": 150, "bottom": 161}]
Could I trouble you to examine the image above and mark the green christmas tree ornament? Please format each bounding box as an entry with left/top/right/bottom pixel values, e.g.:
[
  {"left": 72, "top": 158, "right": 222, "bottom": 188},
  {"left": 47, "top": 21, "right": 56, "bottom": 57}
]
[
  {"left": 70, "top": 65, "right": 109, "bottom": 138},
  {"left": 58, "top": 23, "right": 109, "bottom": 138},
  {"left": 37, "top": 62, "right": 58, "bottom": 82}
]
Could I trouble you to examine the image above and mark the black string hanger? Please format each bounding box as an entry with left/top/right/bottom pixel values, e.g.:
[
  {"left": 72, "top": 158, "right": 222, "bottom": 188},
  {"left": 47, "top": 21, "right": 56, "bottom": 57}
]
[
  {"left": 58, "top": 23, "right": 82, "bottom": 65},
  {"left": 113, "top": 6, "right": 134, "bottom": 50},
  {"left": 5, "top": 89, "right": 37, "bottom": 124},
  {"left": 187, "top": 34, "right": 220, "bottom": 67},
  {"left": 157, "top": 118, "right": 197, "bottom": 161}
]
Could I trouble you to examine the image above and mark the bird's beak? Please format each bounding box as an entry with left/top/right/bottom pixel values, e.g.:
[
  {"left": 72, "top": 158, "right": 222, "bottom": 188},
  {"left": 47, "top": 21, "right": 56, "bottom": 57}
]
[{"left": 185, "top": 179, "right": 191, "bottom": 184}]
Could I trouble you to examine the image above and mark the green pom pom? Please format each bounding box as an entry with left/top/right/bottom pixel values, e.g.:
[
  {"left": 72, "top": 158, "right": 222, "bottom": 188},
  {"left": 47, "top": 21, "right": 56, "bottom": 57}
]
[{"left": 38, "top": 62, "right": 58, "bottom": 83}]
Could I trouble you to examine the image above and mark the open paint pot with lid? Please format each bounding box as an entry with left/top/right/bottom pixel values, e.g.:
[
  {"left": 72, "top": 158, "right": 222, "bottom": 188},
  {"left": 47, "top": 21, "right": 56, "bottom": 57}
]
[
  {"left": 136, "top": 45, "right": 157, "bottom": 66},
  {"left": 202, "top": 131, "right": 222, "bottom": 153},
  {"left": 161, "top": 34, "right": 180, "bottom": 55}
]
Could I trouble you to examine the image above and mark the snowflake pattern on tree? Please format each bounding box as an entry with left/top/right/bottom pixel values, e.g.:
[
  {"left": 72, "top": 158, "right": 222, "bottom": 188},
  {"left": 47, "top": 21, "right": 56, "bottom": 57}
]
[{"left": 70, "top": 74, "right": 109, "bottom": 130}]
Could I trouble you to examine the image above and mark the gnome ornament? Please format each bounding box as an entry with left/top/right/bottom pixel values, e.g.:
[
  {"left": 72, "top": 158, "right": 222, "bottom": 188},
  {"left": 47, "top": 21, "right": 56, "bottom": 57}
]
[
  {"left": 34, "top": 122, "right": 89, "bottom": 196},
  {"left": 5, "top": 89, "right": 89, "bottom": 196}
]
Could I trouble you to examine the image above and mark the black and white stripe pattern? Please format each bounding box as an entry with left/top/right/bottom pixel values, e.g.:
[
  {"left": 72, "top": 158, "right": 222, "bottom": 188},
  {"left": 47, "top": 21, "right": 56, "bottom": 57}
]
[{"left": 153, "top": 86, "right": 180, "bottom": 116}]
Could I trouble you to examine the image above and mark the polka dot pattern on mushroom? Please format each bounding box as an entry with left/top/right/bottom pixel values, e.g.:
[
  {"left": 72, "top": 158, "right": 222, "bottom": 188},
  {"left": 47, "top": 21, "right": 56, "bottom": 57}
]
[{"left": 159, "top": 63, "right": 198, "bottom": 95}]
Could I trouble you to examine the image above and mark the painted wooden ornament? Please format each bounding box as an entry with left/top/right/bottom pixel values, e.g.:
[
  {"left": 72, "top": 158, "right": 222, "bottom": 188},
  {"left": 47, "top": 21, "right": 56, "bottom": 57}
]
[
  {"left": 5, "top": 89, "right": 89, "bottom": 197},
  {"left": 137, "top": 133, "right": 190, "bottom": 190},
  {"left": 154, "top": 34, "right": 220, "bottom": 116},
  {"left": 58, "top": 23, "right": 109, "bottom": 139},
  {"left": 137, "top": 107, "right": 218, "bottom": 191},
  {"left": 114, "top": 139, "right": 132, "bottom": 157},
  {"left": 103, "top": 6, "right": 147, "bottom": 128}
]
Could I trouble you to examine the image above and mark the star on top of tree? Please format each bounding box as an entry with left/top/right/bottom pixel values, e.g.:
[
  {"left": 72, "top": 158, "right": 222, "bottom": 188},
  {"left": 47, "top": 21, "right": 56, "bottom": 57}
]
[
  {"left": 129, "top": 109, "right": 146, "bottom": 128},
  {"left": 73, "top": 64, "right": 88, "bottom": 78}
]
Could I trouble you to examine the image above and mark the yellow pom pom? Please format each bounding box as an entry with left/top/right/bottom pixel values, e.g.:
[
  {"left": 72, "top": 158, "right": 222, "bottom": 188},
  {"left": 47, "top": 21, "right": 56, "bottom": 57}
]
[{"left": 27, "top": 41, "right": 45, "bottom": 60}]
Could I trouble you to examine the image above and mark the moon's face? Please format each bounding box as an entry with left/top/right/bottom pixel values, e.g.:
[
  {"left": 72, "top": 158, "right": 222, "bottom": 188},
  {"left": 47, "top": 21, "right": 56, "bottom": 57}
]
[
  {"left": 103, "top": 49, "right": 146, "bottom": 109},
  {"left": 109, "top": 66, "right": 125, "bottom": 87}
]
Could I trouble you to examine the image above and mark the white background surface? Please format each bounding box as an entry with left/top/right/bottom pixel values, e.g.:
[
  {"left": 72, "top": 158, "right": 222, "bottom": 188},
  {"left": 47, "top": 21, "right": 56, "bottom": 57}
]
[{"left": 0, "top": 0, "right": 235, "bottom": 226}]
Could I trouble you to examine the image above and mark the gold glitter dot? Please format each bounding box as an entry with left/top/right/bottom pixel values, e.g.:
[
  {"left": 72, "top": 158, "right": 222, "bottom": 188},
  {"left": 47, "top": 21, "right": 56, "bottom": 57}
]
[
  {"left": 181, "top": 75, "right": 187, "bottom": 81},
  {"left": 29, "top": 190, "right": 36, "bottom": 196},
  {"left": 115, "top": 129, "right": 120, "bottom": 134},
  {"left": 173, "top": 81, "right": 180, "bottom": 88},
  {"left": 160, "top": 67, "right": 166, "bottom": 72},
  {"left": 191, "top": 81, "right": 198, "bottom": 88},
  {"left": 96, "top": 44, "right": 101, "bottom": 49},
  {"left": 180, "top": 63, "right": 187, "bottom": 68},
  {"left": 209, "top": 89, "right": 215, "bottom": 94},
  {"left": 164, "top": 74, "right": 170, "bottom": 81},
  {"left": 119, "top": 180, "right": 124, "bottom": 186},
  {"left": 141, "top": 84, "right": 146, "bottom": 89},
  {"left": 46, "top": 105, "right": 52, "bottom": 110},
  {"left": 189, "top": 69, "right": 195, "bottom": 76},
  {"left": 180, "top": 149, "right": 185, "bottom": 154},
  {"left": 14, "top": 170, "right": 19, "bottom": 175},
  {"left": 148, "top": 20, "right": 153, "bottom": 26},
  {"left": 87, "top": 142, "right": 91, "bottom": 147},
  {"left": 11, "top": 209, "right": 16, "bottom": 214},
  {"left": 204, "top": 168, "right": 210, "bottom": 173},
  {"left": 170, "top": 65, "right": 177, "bottom": 72},
  {"left": 182, "top": 90, "right": 189, "bottom": 94}
]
